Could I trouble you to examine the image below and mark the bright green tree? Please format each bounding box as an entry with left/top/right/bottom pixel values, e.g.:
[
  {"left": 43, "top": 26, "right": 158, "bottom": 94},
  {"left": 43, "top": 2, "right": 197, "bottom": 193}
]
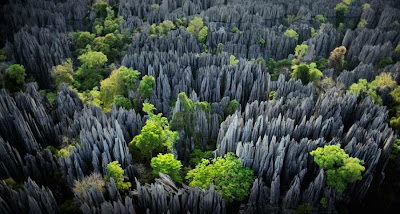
[
  {"left": 187, "top": 17, "right": 208, "bottom": 45},
  {"left": 357, "top": 19, "right": 368, "bottom": 28},
  {"left": 5, "top": 64, "right": 26, "bottom": 92},
  {"left": 373, "top": 72, "right": 396, "bottom": 90},
  {"left": 52, "top": 59, "right": 74, "bottom": 89},
  {"left": 113, "top": 95, "right": 132, "bottom": 109},
  {"left": 291, "top": 63, "right": 322, "bottom": 84},
  {"left": 104, "top": 161, "right": 131, "bottom": 191},
  {"left": 294, "top": 44, "right": 309, "bottom": 64},
  {"left": 284, "top": 29, "right": 299, "bottom": 40},
  {"left": 315, "top": 14, "right": 326, "bottom": 23},
  {"left": 74, "top": 31, "right": 96, "bottom": 50},
  {"left": 347, "top": 79, "right": 382, "bottom": 104},
  {"left": 129, "top": 103, "right": 178, "bottom": 157},
  {"left": 230, "top": 55, "right": 239, "bottom": 65},
  {"left": 151, "top": 153, "right": 182, "bottom": 182},
  {"left": 75, "top": 51, "right": 108, "bottom": 91},
  {"left": 100, "top": 66, "right": 139, "bottom": 110},
  {"left": 137, "top": 75, "right": 155, "bottom": 100},
  {"left": 310, "top": 145, "right": 365, "bottom": 193},
  {"left": 186, "top": 153, "right": 255, "bottom": 202}
]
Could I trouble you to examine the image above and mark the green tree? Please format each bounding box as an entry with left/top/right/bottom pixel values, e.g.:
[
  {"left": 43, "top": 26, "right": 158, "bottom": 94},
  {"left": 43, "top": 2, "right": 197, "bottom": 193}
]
[
  {"left": 347, "top": 79, "right": 382, "bottom": 104},
  {"left": 113, "top": 95, "right": 132, "bottom": 109},
  {"left": 231, "top": 27, "right": 239, "bottom": 33},
  {"left": 284, "top": 29, "right": 299, "bottom": 40},
  {"left": 57, "top": 145, "right": 76, "bottom": 158},
  {"left": 129, "top": 103, "right": 178, "bottom": 157},
  {"left": 186, "top": 153, "right": 255, "bottom": 202},
  {"left": 357, "top": 19, "right": 368, "bottom": 28},
  {"left": 328, "top": 46, "right": 347, "bottom": 73},
  {"left": 230, "top": 55, "right": 239, "bottom": 65},
  {"left": 391, "top": 86, "right": 400, "bottom": 104},
  {"left": 151, "top": 153, "right": 182, "bottom": 182},
  {"left": 75, "top": 51, "right": 108, "bottom": 91},
  {"left": 188, "top": 149, "right": 213, "bottom": 168},
  {"left": 378, "top": 57, "right": 394, "bottom": 68},
  {"left": 92, "top": 0, "right": 108, "bottom": 18},
  {"left": 373, "top": 72, "right": 396, "bottom": 89},
  {"left": 315, "top": 14, "right": 326, "bottom": 23},
  {"left": 310, "top": 145, "right": 365, "bottom": 193},
  {"left": 224, "top": 99, "right": 239, "bottom": 115},
  {"left": 137, "top": 75, "right": 155, "bottom": 100},
  {"left": 74, "top": 31, "right": 96, "bottom": 50},
  {"left": 100, "top": 66, "right": 139, "bottom": 110},
  {"left": 362, "top": 3, "right": 371, "bottom": 10},
  {"left": 5, "top": 64, "right": 26, "bottom": 92},
  {"left": 52, "top": 59, "right": 74, "bottom": 89},
  {"left": 104, "top": 161, "right": 131, "bottom": 191},
  {"left": 294, "top": 44, "right": 309, "bottom": 64},
  {"left": 187, "top": 17, "right": 208, "bottom": 45},
  {"left": 151, "top": 4, "right": 160, "bottom": 10},
  {"left": 291, "top": 63, "right": 322, "bottom": 84},
  {"left": 335, "top": 2, "right": 348, "bottom": 24}
]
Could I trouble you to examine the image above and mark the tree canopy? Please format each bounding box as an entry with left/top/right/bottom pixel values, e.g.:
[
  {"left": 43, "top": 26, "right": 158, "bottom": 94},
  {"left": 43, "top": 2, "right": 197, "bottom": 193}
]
[{"left": 151, "top": 153, "right": 182, "bottom": 182}]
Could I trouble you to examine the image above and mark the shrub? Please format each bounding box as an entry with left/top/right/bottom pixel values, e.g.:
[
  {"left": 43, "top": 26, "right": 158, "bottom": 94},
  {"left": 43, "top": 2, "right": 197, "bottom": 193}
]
[
  {"left": 57, "top": 145, "right": 76, "bottom": 158},
  {"left": 378, "top": 57, "right": 394, "bottom": 68},
  {"left": 130, "top": 103, "right": 178, "bottom": 157},
  {"left": 291, "top": 63, "right": 322, "bottom": 84},
  {"left": 315, "top": 14, "right": 327, "bottom": 23},
  {"left": 347, "top": 79, "right": 382, "bottom": 104},
  {"left": 294, "top": 204, "right": 312, "bottom": 214},
  {"left": 316, "top": 58, "right": 328, "bottom": 70},
  {"left": 373, "top": 72, "right": 396, "bottom": 89},
  {"left": 230, "top": 55, "right": 239, "bottom": 65},
  {"left": 151, "top": 4, "right": 160, "bottom": 10},
  {"left": 284, "top": 29, "right": 299, "bottom": 40},
  {"left": 294, "top": 44, "right": 309, "bottom": 64},
  {"left": 224, "top": 99, "right": 239, "bottom": 115},
  {"left": 5, "top": 64, "right": 26, "bottom": 92},
  {"left": 269, "top": 91, "right": 276, "bottom": 100},
  {"left": 52, "top": 59, "right": 74, "bottom": 89},
  {"left": 187, "top": 17, "right": 208, "bottom": 45},
  {"left": 186, "top": 153, "right": 255, "bottom": 202},
  {"left": 230, "top": 27, "right": 239, "bottom": 33},
  {"left": 328, "top": 46, "right": 347, "bottom": 73},
  {"left": 75, "top": 51, "right": 108, "bottom": 91},
  {"left": 73, "top": 173, "right": 105, "bottom": 198},
  {"left": 259, "top": 38, "right": 266, "bottom": 46},
  {"left": 104, "top": 161, "right": 131, "bottom": 191},
  {"left": 362, "top": 3, "right": 371, "bottom": 10},
  {"left": 113, "top": 95, "right": 132, "bottom": 109},
  {"left": 188, "top": 149, "right": 213, "bottom": 168},
  {"left": 284, "top": 15, "right": 301, "bottom": 26},
  {"left": 310, "top": 144, "right": 365, "bottom": 193},
  {"left": 357, "top": 19, "right": 368, "bottom": 28},
  {"left": 151, "top": 153, "right": 182, "bottom": 182},
  {"left": 138, "top": 75, "right": 155, "bottom": 100}
]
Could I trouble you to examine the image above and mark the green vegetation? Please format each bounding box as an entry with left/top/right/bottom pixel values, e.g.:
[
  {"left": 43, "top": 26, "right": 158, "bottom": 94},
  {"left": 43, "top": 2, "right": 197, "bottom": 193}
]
[
  {"left": 284, "top": 29, "right": 299, "bottom": 40},
  {"left": 151, "top": 4, "right": 160, "bottom": 11},
  {"left": 75, "top": 51, "right": 108, "bottom": 91},
  {"left": 347, "top": 79, "right": 382, "bottom": 104},
  {"left": 357, "top": 19, "right": 368, "bottom": 28},
  {"left": 57, "top": 145, "right": 76, "bottom": 158},
  {"left": 129, "top": 103, "right": 178, "bottom": 158},
  {"left": 150, "top": 20, "right": 176, "bottom": 37},
  {"left": 104, "top": 161, "right": 131, "bottom": 191},
  {"left": 378, "top": 57, "right": 394, "bottom": 68},
  {"left": 310, "top": 145, "right": 365, "bottom": 193},
  {"left": 0, "top": 48, "right": 8, "bottom": 61},
  {"left": 3, "top": 64, "right": 26, "bottom": 92},
  {"left": 51, "top": 59, "right": 74, "bottom": 89},
  {"left": 3, "top": 177, "right": 23, "bottom": 190},
  {"left": 316, "top": 58, "right": 328, "bottom": 71},
  {"left": 269, "top": 91, "right": 276, "bottom": 100},
  {"left": 100, "top": 66, "right": 139, "bottom": 110},
  {"left": 374, "top": 72, "right": 397, "bottom": 89},
  {"left": 283, "top": 15, "right": 301, "bottom": 26},
  {"left": 328, "top": 46, "right": 347, "bottom": 73},
  {"left": 291, "top": 63, "right": 322, "bottom": 84},
  {"left": 315, "top": 14, "right": 327, "bottom": 23},
  {"left": 335, "top": 3, "right": 349, "bottom": 16},
  {"left": 216, "top": 43, "right": 223, "bottom": 55},
  {"left": 259, "top": 38, "right": 266, "bottom": 46},
  {"left": 137, "top": 75, "right": 155, "bottom": 100},
  {"left": 362, "top": 3, "right": 371, "bottom": 10},
  {"left": 266, "top": 58, "right": 293, "bottom": 80},
  {"left": 188, "top": 149, "right": 213, "bottom": 168},
  {"left": 224, "top": 99, "right": 239, "bottom": 116},
  {"left": 230, "top": 27, "right": 239, "bottom": 33},
  {"left": 151, "top": 153, "right": 182, "bottom": 182},
  {"left": 175, "top": 18, "right": 187, "bottom": 28},
  {"left": 293, "top": 44, "right": 309, "bottom": 64},
  {"left": 187, "top": 17, "right": 208, "bottom": 50},
  {"left": 230, "top": 55, "right": 239, "bottom": 65},
  {"left": 186, "top": 153, "right": 254, "bottom": 202},
  {"left": 113, "top": 95, "right": 133, "bottom": 109},
  {"left": 294, "top": 204, "right": 312, "bottom": 214}
]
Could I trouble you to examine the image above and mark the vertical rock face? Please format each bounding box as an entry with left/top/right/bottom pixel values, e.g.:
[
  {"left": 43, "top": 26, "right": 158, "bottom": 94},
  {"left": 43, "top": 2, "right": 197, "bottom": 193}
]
[
  {"left": 0, "top": 178, "right": 59, "bottom": 214},
  {"left": 215, "top": 85, "right": 395, "bottom": 212},
  {"left": 79, "top": 173, "right": 226, "bottom": 214}
]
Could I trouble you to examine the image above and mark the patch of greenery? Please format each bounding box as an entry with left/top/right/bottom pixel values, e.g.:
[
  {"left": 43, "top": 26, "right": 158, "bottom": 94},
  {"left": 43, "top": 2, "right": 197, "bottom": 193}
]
[
  {"left": 150, "top": 20, "right": 176, "bottom": 37},
  {"left": 378, "top": 57, "right": 394, "bottom": 68},
  {"left": 310, "top": 144, "right": 365, "bottom": 193},
  {"left": 284, "top": 29, "right": 299, "bottom": 40},
  {"left": 347, "top": 79, "right": 382, "bottom": 104},
  {"left": 291, "top": 63, "right": 322, "bottom": 84},
  {"left": 186, "top": 153, "right": 255, "bottom": 202},
  {"left": 104, "top": 161, "right": 131, "bottom": 191},
  {"left": 187, "top": 17, "right": 208, "bottom": 48},
  {"left": 315, "top": 14, "right": 327, "bottom": 23},
  {"left": 151, "top": 153, "right": 182, "bottom": 182},
  {"left": 230, "top": 27, "right": 239, "bottom": 33},
  {"left": 357, "top": 19, "right": 368, "bottom": 28},
  {"left": 230, "top": 55, "right": 239, "bottom": 65},
  {"left": 188, "top": 149, "right": 213, "bottom": 168}
]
